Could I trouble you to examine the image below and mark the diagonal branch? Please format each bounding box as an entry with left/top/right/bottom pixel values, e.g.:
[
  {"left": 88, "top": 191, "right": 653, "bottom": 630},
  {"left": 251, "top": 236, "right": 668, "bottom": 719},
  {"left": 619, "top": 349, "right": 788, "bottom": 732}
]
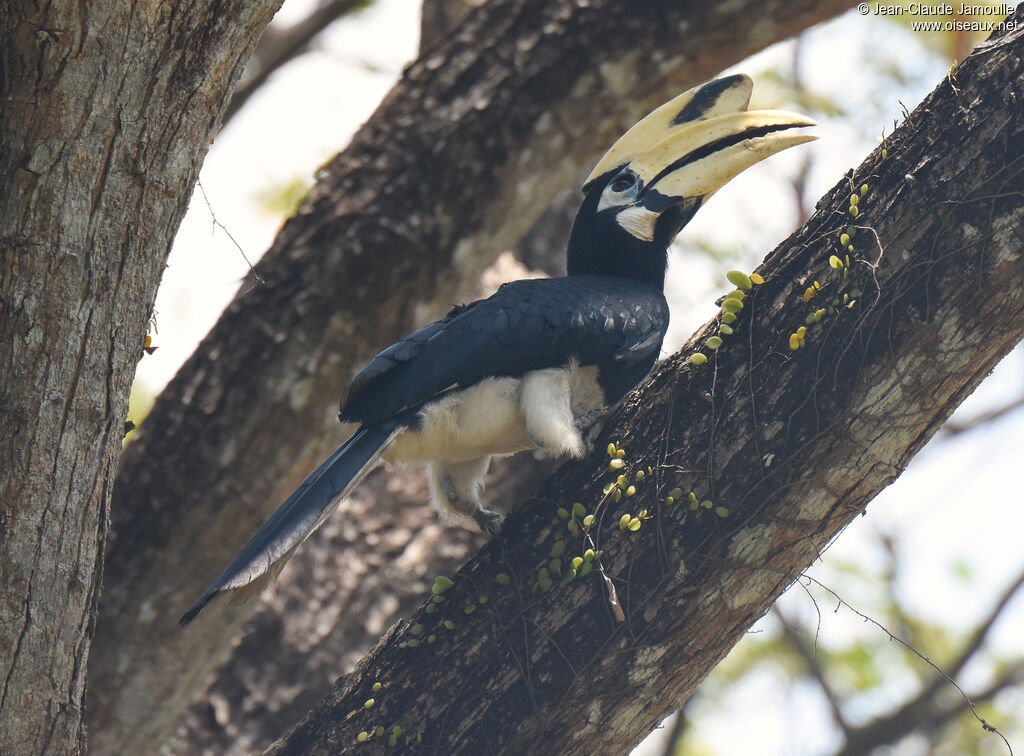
[
  {"left": 930, "top": 569, "right": 1024, "bottom": 694},
  {"left": 837, "top": 660, "right": 1024, "bottom": 756},
  {"left": 835, "top": 567, "right": 1024, "bottom": 755},
  {"left": 261, "top": 14, "right": 1024, "bottom": 754}
]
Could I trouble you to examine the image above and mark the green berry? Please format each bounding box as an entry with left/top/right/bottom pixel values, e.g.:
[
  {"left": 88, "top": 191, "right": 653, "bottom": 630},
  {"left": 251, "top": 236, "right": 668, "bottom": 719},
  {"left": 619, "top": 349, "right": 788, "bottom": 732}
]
[
  {"left": 432, "top": 576, "right": 454, "bottom": 595},
  {"left": 726, "top": 270, "right": 753, "bottom": 290}
]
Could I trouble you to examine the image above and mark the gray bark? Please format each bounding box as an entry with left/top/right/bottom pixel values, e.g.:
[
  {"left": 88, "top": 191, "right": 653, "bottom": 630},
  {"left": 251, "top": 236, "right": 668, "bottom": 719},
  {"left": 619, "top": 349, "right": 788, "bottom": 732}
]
[
  {"left": 262, "top": 13, "right": 1024, "bottom": 755},
  {"left": 420, "top": 0, "right": 483, "bottom": 51},
  {"left": 0, "top": 1, "right": 281, "bottom": 754},
  {"left": 87, "top": 0, "right": 858, "bottom": 753}
]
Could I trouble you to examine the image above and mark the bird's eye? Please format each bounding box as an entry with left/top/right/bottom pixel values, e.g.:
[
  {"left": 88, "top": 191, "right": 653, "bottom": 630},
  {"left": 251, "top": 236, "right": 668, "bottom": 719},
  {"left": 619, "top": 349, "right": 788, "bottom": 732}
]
[{"left": 611, "top": 174, "right": 636, "bottom": 193}]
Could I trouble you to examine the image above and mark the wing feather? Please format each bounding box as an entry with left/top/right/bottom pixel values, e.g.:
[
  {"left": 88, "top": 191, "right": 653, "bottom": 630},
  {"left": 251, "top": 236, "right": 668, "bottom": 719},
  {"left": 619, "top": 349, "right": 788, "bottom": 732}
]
[{"left": 339, "top": 276, "right": 669, "bottom": 424}]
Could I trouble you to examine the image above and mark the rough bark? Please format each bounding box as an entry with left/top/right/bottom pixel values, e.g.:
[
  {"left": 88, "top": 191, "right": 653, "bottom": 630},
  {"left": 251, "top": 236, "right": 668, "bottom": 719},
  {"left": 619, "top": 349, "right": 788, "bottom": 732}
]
[
  {"left": 163, "top": 453, "right": 552, "bottom": 755},
  {"left": 420, "top": 0, "right": 483, "bottom": 52},
  {"left": 88, "top": 0, "right": 857, "bottom": 752},
  {"left": 0, "top": 2, "right": 280, "bottom": 754},
  {"left": 262, "top": 14, "right": 1024, "bottom": 755}
]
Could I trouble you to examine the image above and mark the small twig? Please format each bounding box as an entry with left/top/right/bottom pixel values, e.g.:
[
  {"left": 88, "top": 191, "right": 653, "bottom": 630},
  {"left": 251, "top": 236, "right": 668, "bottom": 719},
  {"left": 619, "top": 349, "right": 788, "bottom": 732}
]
[
  {"left": 799, "top": 574, "right": 1014, "bottom": 756},
  {"left": 584, "top": 487, "right": 625, "bottom": 622},
  {"left": 196, "top": 180, "right": 265, "bottom": 289}
]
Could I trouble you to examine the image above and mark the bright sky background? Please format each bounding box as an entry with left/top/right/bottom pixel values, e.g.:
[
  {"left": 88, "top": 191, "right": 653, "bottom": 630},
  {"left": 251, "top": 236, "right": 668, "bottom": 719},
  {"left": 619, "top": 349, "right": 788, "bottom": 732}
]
[{"left": 142, "top": 3, "right": 1024, "bottom": 753}]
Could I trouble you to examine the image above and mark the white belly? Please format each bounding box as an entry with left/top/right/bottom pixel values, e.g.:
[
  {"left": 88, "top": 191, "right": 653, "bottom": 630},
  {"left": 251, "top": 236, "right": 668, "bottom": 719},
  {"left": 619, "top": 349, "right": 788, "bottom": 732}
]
[{"left": 385, "top": 363, "right": 605, "bottom": 464}]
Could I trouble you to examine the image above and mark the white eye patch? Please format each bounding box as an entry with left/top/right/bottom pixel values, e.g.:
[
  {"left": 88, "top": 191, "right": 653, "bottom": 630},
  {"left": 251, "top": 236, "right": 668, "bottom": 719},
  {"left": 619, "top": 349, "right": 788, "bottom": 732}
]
[{"left": 597, "top": 170, "right": 641, "bottom": 213}]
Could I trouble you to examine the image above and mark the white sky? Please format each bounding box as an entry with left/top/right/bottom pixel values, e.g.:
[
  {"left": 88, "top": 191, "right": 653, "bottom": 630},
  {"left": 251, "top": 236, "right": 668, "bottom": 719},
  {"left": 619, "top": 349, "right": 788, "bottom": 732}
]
[{"left": 143, "top": 3, "right": 1024, "bottom": 753}]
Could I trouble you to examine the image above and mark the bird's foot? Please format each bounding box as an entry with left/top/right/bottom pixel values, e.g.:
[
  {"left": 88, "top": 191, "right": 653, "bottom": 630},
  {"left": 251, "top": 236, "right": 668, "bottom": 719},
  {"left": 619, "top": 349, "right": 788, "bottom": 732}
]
[
  {"left": 573, "top": 409, "right": 609, "bottom": 455},
  {"left": 473, "top": 507, "right": 504, "bottom": 536}
]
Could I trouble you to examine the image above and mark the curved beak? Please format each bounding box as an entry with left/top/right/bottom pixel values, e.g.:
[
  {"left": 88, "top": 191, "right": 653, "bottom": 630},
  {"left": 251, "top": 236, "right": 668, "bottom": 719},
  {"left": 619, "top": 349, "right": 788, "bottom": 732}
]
[
  {"left": 634, "top": 110, "right": 817, "bottom": 209},
  {"left": 587, "top": 75, "right": 816, "bottom": 215}
]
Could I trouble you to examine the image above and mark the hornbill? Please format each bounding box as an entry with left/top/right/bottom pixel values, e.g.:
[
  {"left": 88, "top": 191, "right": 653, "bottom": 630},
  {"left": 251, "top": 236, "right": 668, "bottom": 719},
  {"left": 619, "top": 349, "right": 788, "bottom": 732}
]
[{"left": 181, "top": 74, "right": 814, "bottom": 624}]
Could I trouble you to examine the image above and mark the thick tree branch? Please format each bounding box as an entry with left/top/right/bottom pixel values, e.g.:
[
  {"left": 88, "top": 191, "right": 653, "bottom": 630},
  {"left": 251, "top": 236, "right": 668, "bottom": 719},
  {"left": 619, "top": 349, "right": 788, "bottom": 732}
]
[
  {"left": 0, "top": 1, "right": 281, "bottom": 753},
  {"left": 89, "top": 1, "right": 856, "bottom": 752},
  {"left": 261, "top": 15, "right": 1024, "bottom": 754}
]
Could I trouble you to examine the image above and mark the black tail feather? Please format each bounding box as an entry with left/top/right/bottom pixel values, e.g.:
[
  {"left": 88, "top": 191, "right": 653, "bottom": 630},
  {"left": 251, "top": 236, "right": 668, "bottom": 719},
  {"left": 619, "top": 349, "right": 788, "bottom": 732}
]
[{"left": 179, "top": 420, "right": 401, "bottom": 625}]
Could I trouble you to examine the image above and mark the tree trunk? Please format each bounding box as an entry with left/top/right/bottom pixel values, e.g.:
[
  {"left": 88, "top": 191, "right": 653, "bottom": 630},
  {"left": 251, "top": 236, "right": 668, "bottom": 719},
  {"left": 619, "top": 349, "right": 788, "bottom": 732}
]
[
  {"left": 0, "top": 2, "right": 280, "bottom": 753},
  {"left": 263, "top": 14, "right": 1024, "bottom": 755},
  {"left": 86, "top": 0, "right": 858, "bottom": 752}
]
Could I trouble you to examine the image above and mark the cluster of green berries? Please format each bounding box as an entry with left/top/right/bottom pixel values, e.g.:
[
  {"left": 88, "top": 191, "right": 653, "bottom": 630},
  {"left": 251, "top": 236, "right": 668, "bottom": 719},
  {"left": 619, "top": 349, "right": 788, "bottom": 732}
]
[
  {"left": 689, "top": 270, "right": 765, "bottom": 365},
  {"left": 356, "top": 682, "right": 424, "bottom": 747},
  {"left": 791, "top": 185, "right": 869, "bottom": 351}
]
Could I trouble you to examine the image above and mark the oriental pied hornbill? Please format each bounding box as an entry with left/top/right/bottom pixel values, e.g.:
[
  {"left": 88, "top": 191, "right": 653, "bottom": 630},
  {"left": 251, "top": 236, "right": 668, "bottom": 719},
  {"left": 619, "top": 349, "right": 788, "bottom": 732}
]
[{"left": 181, "top": 74, "right": 815, "bottom": 624}]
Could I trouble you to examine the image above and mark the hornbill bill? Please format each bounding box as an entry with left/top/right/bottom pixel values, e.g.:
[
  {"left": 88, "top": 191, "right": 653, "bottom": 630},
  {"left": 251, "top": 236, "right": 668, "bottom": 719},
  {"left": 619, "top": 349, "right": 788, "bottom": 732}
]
[{"left": 181, "top": 74, "right": 815, "bottom": 624}]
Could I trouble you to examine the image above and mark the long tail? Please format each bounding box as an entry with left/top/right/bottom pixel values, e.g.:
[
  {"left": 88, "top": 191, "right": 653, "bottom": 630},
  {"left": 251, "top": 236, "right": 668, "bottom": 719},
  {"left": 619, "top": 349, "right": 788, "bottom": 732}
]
[{"left": 180, "top": 420, "right": 402, "bottom": 625}]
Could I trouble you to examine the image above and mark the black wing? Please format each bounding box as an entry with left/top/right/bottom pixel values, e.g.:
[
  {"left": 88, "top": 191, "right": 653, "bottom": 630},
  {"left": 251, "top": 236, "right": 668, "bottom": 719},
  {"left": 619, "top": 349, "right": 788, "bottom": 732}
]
[{"left": 339, "top": 275, "right": 669, "bottom": 425}]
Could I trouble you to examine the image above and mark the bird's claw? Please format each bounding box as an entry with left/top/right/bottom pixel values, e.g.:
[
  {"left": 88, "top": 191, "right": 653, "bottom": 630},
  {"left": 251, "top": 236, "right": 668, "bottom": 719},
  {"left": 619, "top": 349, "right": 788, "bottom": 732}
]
[
  {"left": 474, "top": 507, "right": 504, "bottom": 536},
  {"left": 573, "top": 409, "right": 609, "bottom": 456}
]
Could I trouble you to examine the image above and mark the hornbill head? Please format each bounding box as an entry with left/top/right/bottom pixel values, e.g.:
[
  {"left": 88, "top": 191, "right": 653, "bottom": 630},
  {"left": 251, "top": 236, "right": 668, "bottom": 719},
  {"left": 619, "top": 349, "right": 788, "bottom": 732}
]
[{"left": 568, "top": 74, "right": 816, "bottom": 284}]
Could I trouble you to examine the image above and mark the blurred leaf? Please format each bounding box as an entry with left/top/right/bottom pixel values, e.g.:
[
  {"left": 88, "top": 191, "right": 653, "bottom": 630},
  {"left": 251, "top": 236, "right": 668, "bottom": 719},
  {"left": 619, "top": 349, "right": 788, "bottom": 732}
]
[
  {"left": 951, "top": 559, "right": 973, "bottom": 582},
  {"left": 827, "top": 644, "right": 885, "bottom": 689},
  {"left": 688, "top": 239, "right": 746, "bottom": 264},
  {"left": 254, "top": 175, "right": 313, "bottom": 219}
]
